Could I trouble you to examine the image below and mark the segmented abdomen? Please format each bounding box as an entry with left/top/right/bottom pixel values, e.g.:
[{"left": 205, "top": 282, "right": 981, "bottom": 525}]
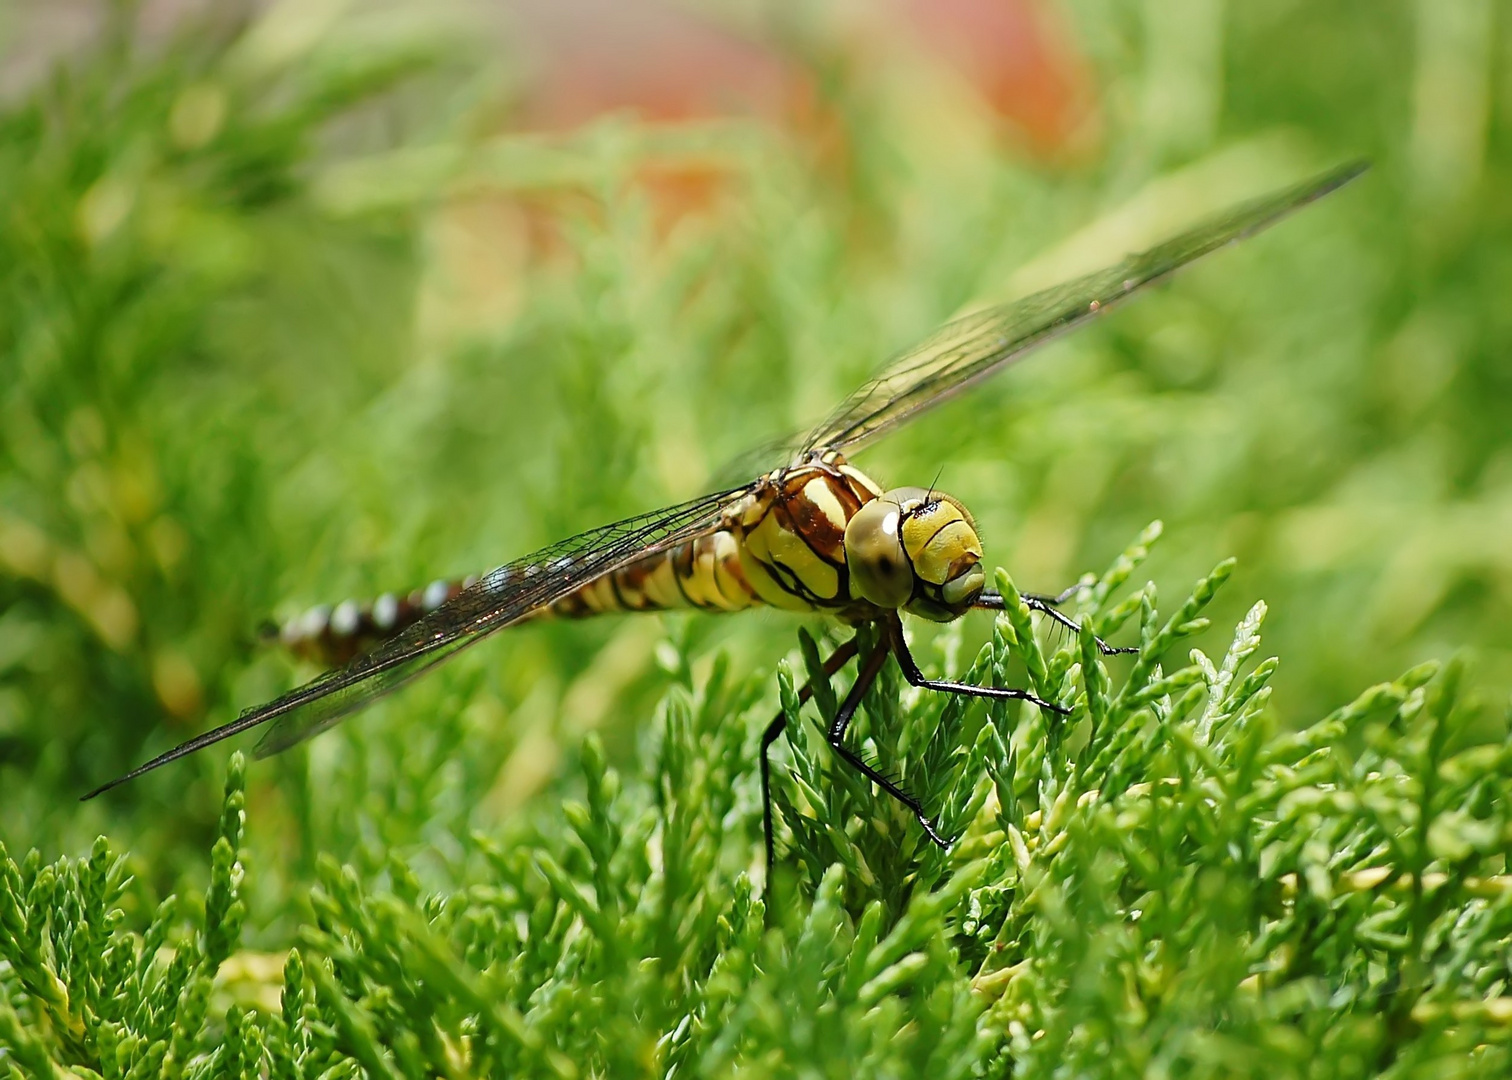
[
  {"left": 267, "top": 576, "right": 479, "bottom": 666},
  {"left": 270, "top": 453, "right": 886, "bottom": 668},
  {"left": 545, "top": 528, "right": 760, "bottom": 618},
  {"left": 271, "top": 529, "right": 762, "bottom": 667}
]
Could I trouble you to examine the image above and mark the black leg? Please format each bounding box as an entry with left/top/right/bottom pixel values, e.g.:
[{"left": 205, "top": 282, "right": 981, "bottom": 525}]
[
  {"left": 884, "top": 611, "right": 1075, "bottom": 712},
  {"left": 1025, "top": 582, "right": 1083, "bottom": 606},
  {"left": 975, "top": 590, "right": 1136, "bottom": 655},
  {"left": 762, "top": 636, "right": 859, "bottom": 887},
  {"left": 765, "top": 598, "right": 1101, "bottom": 882},
  {"left": 820, "top": 612, "right": 1071, "bottom": 852},
  {"left": 817, "top": 641, "right": 950, "bottom": 847},
  {"left": 764, "top": 633, "right": 950, "bottom": 882}
]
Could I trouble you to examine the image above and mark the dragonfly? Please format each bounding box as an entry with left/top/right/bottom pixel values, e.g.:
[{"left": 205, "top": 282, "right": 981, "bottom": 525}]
[{"left": 85, "top": 161, "right": 1366, "bottom": 877}]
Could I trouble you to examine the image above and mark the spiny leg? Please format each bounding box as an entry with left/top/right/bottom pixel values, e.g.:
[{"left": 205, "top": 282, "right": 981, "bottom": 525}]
[
  {"left": 822, "top": 613, "right": 1070, "bottom": 853},
  {"left": 818, "top": 639, "right": 949, "bottom": 848},
  {"left": 884, "top": 611, "right": 1074, "bottom": 712},
  {"left": 1026, "top": 582, "right": 1083, "bottom": 606},
  {"left": 974, "top": 590, "right": 1136, "bottom": 655},
  {"left": 764, "top": 633, "right": 948, "bottom": 884},
  {"left": 761, "top": 635, "right": 860, "bottom": 887},
  {"left": 765, "top": 610, "right": 1078, "bottom": 880}
]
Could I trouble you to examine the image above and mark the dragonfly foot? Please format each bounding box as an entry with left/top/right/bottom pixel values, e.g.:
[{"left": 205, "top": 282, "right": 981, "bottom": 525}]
[
  {"left": 917, "top": 814, "right": 952, "bottom": 850},
  {"left": 1032, "top": 694, "right": 1072, "bottom": 716}
]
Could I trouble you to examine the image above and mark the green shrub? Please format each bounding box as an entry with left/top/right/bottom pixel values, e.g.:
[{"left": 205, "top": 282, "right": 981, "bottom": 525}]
[
  {"left": 4, "top": 2, "right": 1511, "bottom": 1076},
  {"left": 5, "top": 532, "right": 1510, "bottom": 1077}
]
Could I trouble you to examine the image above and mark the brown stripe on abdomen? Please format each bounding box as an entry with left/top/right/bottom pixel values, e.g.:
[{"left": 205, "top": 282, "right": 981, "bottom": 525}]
[
  {"left": 543, "top": 528, "right": 760, "bottom": 619},
  {"left": 267, "top": 453, "right": 887, "bottom": 669},
  {"left": 267, "top": 528, "right": 762, "bottom": 669}
]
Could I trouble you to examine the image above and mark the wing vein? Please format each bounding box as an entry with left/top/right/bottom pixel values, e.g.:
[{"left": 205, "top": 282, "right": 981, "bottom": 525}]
[
  {"left": 801, "top": 161, "right": 1367, "bottom": 456},
  {"left": 82, "top": 486, "right": 746, "bottom": 798}
]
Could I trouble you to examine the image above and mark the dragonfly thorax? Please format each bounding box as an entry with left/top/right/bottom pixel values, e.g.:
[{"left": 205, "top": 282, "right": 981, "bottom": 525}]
[{"left": 734, "top": 454, "right": 985, "bottom": 624}]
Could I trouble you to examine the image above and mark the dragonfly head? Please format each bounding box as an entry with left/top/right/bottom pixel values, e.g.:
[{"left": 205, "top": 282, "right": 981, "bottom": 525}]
[{"left": 845, "top": 487, "right": 985, "bottom": 622}]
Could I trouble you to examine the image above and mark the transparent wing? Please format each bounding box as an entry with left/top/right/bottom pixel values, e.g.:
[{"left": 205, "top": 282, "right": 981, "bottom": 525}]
[
  {"left": 801, "top": 161, "right": 1366, "bottom": 457},
  {"left": 82, "top": 487, "right": 748, "bottom": 798},
  {"left": 708, "top": 431, "right": 811, "bottom": 489}
]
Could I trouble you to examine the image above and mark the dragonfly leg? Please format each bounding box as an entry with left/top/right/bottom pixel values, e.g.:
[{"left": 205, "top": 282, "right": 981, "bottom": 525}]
[
  {"left": 974, "top": 591, "right": 1136, "bottom": 656},
  {"left": 885, "top": 612, "right": 1073, "bottom": 714},
  {"left": 761, "top": 635, "right": 860, "bottom": 887},
  {"left": 821, "top": 638, "right": 950, "bottom": 850},
  {"left": 1026, "top": 583, "right": 1083, "bottom": 606},
  {"left": 763, "top": 631, "right": 949, "bottom": 883},
  {"left": 767, "top": 599, "right": 1079, "bottom": 879}
]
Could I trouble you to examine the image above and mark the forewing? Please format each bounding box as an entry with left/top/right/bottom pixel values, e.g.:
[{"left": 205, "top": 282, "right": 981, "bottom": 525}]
[
  {"left": 708, "top": 430, "right": 811, "bottom": 489},
  {"left": 82, "top": 487, "right": 747, "bottom": 798},
  {"left": 802, "top": 161, "right": 1366, "bottom": 456}
]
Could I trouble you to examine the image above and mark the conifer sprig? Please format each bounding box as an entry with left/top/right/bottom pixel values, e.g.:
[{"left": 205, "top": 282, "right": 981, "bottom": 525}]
[{"left": 7, "top": 526, "right": 1508, "bottom": 1077}]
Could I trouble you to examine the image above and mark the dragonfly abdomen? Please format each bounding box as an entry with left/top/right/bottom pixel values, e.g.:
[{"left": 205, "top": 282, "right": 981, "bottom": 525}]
[
  {"left": 272, "top": 458, "right": 886, "bottom": 667},
  {"left": 270, "top": 527, "right": 765, "bottom": 666},
  {"left": 544, "top": 528, "right": 761, "bottom": 618},
  {"left": 268, "top": 577, "right": 478, "bottom": 667},
  {"left": 548, "top": 456, "right": 883, "bottom": 621}
]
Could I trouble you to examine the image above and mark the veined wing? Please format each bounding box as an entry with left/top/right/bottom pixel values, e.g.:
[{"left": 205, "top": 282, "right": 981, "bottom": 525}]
[
  {"left": 801, "top": 161, "right": 1367, "bottom": 457},
  {"left": 709, "top": 431, "right": 812, "bottom": 489},
  {"left": 82, "top": 487, "right": 748, "bottom": 799}
]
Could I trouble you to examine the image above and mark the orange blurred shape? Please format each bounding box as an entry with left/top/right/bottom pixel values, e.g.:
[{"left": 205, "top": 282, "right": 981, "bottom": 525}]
[
  {"left": 511, "top": 0, "right": 1090, "bottom": 139},
  {"left": 899, "top": 0, "right": 1097, "bottom": 155},
  {"left": 469, "top": 0, "right": 1095, "bottom": 268},
  {"left": 510, "top": 0, "right": 796, "bottom": 130},
  {"left": 504, "top": 0, "right": 797, "bottom": 237}
]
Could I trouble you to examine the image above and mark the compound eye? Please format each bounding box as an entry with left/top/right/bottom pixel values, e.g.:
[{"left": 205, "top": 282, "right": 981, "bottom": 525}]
[{"left": 844, "top": 497, "right": 914, "bottom": 609}]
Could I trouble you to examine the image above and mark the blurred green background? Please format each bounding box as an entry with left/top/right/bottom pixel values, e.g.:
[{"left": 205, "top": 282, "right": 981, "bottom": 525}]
[{"left": 1, "top": 0, "right": 1507, "bottom": 914}]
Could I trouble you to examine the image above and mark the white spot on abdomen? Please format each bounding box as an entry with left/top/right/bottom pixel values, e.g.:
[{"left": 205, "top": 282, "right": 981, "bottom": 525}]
[
  {"left": 331, "top": 600, "right": 360, "bottom": 635},
  {"left": 373, "top": 593, "right": 398, "bottom": 629}
]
